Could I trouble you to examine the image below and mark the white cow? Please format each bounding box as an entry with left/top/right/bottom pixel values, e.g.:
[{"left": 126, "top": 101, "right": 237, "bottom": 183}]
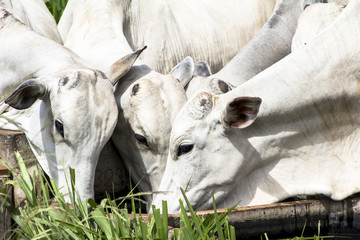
[
  {"left": 0, "top": 8, "right": 141, "bottom": 201},
  {"left": 153, "top": 0, "right": 360, "bottom": 213},
  {"left": 59, "top": 0, "right": 198, "bottom": 209},
  {"left": 0, "top": 0, "right": 62, "bottom": 44},
  {"left": 291, "top": 2, "right": 345, "bottom": 51},
  {"left": 59, "top": 0, "right": 324, "bottom": 210},
  {"left": 185, "top": 0, "right": 307, "bottom": 99},
  {"left": 186, "top": 0, "right": 333, "bottom": 99},
  {"left": 59, "top": 0, "right": 277, "bottom": 74}
]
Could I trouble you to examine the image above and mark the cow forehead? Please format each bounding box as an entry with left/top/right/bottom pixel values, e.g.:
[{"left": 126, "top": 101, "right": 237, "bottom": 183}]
[
  {"left": 130, "top": 74, "right": 186, "bottom": 97},
  {"left": 120, "top": 75, "right": 186, "bottom": 142},
  {"left": 52, "top": 69, "right": 117, "bottom": 133},
  {"left": 56, "top": 69, "right": 112, "bottom": 97},
  {"left": 124, "top": 75, "right": 187, "bottom": 120},
  {"left": 170, "top": 92, "right": 220, "bottom": 143},
  {"left": 57, "top": 69, "right": 109, "bottom": 89}
]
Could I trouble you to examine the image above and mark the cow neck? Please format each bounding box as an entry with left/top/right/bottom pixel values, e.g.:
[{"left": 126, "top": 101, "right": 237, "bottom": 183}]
[
  {"left": 62, "top": 0, "right": 142, "bottom": 72},
  {"left": 221, "top": 0, "right": 360, "bottom": 206},
  {"left": 214, "top": 0, "right": 302, "bottom": 86},
  {"left": 122, "top": 0, "right": 276, "bottom": 74},
  {"left": 0, "top": 9, "right": 86, "bottom": 80}
]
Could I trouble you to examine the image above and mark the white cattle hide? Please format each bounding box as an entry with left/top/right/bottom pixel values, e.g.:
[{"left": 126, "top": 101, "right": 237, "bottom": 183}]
[
  {"left": 185, "top": 0, "right": 331, "bottom": 99},
  {"left": 328, "top": 0, "right": 349, "bottom": 4},
  {"left": 291, "top": 3, "right": 345, "bottom": 51},
  {"left": 59, "top": 0, "right": 197, "bottom": 210},
  {"left": 0, "top": 0, "right": 62, "bottom": 43},
  {"left": 59, "top": 0, "right": 277, "bottom": 74},
  {"left": 0, "top": 9, "right": 140, "bottom": 201},
  {"left": 153, "top": 0, "right": 360, "bottom": 213}
]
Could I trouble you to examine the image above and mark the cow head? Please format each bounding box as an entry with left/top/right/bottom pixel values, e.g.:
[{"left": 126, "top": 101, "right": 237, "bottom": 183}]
[
  {"left": 152, "top": 91, "right": 261, "bottom": 213},
  {"left": 2, "top": 50, "right": 142, "bottom": 201},
  {"left": 112, "top": 57, "right": 194, "bottom": 210}
]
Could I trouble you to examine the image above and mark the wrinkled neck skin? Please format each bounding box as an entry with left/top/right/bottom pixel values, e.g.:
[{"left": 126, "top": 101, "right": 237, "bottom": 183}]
[
  {"left": 61, "top": 0, "right": 144, "bottom": 73},
  {"left": 123, "top": 0, "right": 276, "bottom": 73},
  {"left": 62, "top": 0, "right": 276, "bottom": 74},
  {"left": 0, "top": 10, "right": 85, "bottom": 99},
  {"left": 214, "top": 0, "right": 302, "bottom": 85},
  {"left": 186, "top": 0, "right": 303, "bottom": 98},
  {"left": 155, "top": 1, "right": 360, "bottom": 213}
]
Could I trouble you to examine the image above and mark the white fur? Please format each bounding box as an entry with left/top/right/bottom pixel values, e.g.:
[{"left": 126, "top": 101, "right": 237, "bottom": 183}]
[
  {"left": 59, "top": 0, "right": 276, "bottom": 74},
  {"left": 0, "top": 0, "right": 62, "bottom": 43},
  {"left": 58, "top": 0, "right": 283, "bottom": 210},
  {"left": 291, "top": 3, "right": 345, "bottom": 51},
  {"left": 153, "top": 0, "right": 360, "bottom": 213},
  {"left": 186, "top": 0, "right": 328, "bottom": 99}
]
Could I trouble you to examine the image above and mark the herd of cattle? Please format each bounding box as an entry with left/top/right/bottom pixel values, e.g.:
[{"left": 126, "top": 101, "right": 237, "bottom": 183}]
[{"left": 0, "top": 0, "right": 357, "bottom": 214}]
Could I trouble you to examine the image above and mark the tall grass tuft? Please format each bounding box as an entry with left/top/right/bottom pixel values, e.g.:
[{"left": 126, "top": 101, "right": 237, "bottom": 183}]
[
  {"left": 0, "top": 153, "right": 336, "bottom": 239},
  {"left": 0, "top": 152, "right": 236, "bottom": 239},
  {"left": 43, "top": 0, "right": 68, "bottom": 23}
]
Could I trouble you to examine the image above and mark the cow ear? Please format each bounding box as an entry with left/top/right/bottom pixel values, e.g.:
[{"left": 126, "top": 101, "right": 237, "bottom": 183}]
[
  {"left": 223, "top": 97, "right": 262, "bottom": 128},
  {"left": 170, "top": 56, "right": 195, "bottom": 87},
  {"left": 5, "top": 79, "right": 49, "bottom": 110},
  {"left": 194, "top": 61, "right": 211, "bottom": 77},
  {"left": 109, "top": 46, "right": 147, "bottom": 85}
]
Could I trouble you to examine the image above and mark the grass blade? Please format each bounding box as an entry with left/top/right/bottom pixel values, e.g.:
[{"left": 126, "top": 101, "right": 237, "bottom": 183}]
[{"left": 180, "top": 188, "right": 205, "bottom": 237}]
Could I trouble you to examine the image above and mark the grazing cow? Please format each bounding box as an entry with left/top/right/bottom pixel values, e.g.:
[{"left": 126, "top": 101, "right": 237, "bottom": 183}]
[
  {"left": 59, "top": 0, "right": 324, "bottom": 209},
  {"left": 0, "top": 0, "right": 62, "bottom": 44},
  {"left": 0, "top": 8, "right": 141, "bottom": 201},
  {"left": 59, "top": 0, "right": 277, "bottom": 74},
  {"left": 186, "top": 0, "right": 330, "bottom": 99},
  {"left": 153, "top": 0, "right": 360, "bottom": 213},
  {"left": 59, "top": 0, "right": 197, "bottom": 209},
  {"left": 291, "top": 2, "right": 345, "bottom": 51}
]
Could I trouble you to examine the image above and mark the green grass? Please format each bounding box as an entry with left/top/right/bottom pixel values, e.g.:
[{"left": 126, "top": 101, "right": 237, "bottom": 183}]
[
  {"left": 0, "top": 152, "right": 236, "bottom": 239},
  {"left": 43, "top": 0, "right": 68, "bottom": 23},
  {"left": 261, "top": 221, "right": 335, "bottom": 240},
  {"left": 0, "top": 152, "right": 337, "bottom": 239}
]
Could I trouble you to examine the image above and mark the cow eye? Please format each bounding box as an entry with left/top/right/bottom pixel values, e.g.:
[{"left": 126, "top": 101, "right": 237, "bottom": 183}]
[
  {"left": 135, "top": 133, "right": 148, "bottom": 147},
  {"left": 177, "top": 143, "right": 194, "bottom": 157},
  {"left": 55, "top": 120, "right": 64, "bottom": 138}
]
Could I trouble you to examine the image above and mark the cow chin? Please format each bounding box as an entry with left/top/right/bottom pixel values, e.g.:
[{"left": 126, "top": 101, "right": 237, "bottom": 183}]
[
  {"left": 152, "top": 189, "right": 215, "bottom": 214},
  {"left": 152, "top": 191, "right": 182, "bottom": 214}
]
